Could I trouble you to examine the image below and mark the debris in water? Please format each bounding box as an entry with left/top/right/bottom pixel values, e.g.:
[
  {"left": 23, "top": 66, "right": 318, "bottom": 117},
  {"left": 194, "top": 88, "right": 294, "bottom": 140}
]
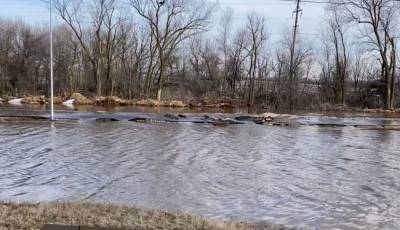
[{"left": 8, "top": 98, "right": 23, "bottom": 105}]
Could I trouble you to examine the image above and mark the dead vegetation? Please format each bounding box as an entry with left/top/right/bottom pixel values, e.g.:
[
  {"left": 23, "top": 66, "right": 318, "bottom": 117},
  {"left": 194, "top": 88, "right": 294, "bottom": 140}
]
[
  {"left": 0, "top": 0, "right": 399, "bottom": 111},
  {"left": 95, "top": 96, "right": 133, "bottom": 106},
  {"left": 21, "top": 96, "right": 48, "bottom": 105},
  {"left": 66, "top": 93, "right": 93, "bottom": 105},
  {"left": 0, "top": 202, "right": 294, "bottom": 230},
  {"left": 135, "top": 99, "right": 186, "bottom": 107}
]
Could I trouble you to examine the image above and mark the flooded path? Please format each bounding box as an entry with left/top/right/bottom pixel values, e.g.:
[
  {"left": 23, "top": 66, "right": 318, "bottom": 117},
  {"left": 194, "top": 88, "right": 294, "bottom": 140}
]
[{"left": 0, "top": 106, "right": 400, "bottom": 229}]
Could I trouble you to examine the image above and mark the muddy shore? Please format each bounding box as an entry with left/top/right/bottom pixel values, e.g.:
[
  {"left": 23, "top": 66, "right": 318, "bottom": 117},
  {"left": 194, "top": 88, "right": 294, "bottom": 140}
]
[{"left": 1, "top": 94, "right": 399, "bottom": 114}]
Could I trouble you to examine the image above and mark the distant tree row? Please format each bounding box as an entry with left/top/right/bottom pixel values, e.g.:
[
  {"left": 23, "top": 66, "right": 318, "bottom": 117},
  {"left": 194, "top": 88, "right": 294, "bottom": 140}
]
[{"left": 0, "top": 0, "right": 398, "bottom": 110}]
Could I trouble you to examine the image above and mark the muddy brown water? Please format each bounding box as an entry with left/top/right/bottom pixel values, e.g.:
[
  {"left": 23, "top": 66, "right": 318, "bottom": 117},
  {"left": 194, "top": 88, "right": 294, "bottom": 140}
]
[{"left": 0, "top": 104, "right": 400, "bottom": 229}]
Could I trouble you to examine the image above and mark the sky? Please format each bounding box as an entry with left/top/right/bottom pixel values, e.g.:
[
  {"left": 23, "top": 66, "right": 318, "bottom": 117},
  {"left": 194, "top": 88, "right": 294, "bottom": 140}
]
[
  {"left": 0, "top": 0, "right": 327, "bottom": 40},
  {"left": 218, "top": 0, "right": 326, "bottom": 38}
]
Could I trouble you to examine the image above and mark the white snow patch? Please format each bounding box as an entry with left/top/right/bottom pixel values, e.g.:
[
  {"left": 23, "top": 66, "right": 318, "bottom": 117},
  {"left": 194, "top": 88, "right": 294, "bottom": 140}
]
[
  {"left": 63, "top": 99, "right": 76, "bottom": 109},
  {"left": 8, "top": 98, "right": 23, "bottom": 105},
  {"left": 63, "top": 99, "right": 75, "bottom": 105}
]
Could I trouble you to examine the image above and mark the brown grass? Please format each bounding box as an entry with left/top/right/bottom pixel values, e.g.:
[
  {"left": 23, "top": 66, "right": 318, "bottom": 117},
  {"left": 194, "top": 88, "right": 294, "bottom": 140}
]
[
  {"left": 0, "top": 202, "right": 294, "bottom": 230},
  {"left": 134, "top": 99, "right": 187, "bottom": 107}
]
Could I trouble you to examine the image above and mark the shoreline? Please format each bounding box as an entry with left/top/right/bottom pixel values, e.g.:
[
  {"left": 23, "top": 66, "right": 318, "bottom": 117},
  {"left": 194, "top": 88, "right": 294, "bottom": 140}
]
[
  {"left": 1, "top": 94, "right": 399, "bottom": 114},
  {"left": 0, "top": 202, "right": 294, "bottom": 230}
]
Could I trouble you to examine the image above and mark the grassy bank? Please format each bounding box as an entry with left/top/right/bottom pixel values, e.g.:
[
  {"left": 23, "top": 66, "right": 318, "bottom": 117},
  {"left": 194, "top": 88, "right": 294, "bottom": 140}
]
[{"left": 0, "top": 202, "right": 294, "bottom": 230}]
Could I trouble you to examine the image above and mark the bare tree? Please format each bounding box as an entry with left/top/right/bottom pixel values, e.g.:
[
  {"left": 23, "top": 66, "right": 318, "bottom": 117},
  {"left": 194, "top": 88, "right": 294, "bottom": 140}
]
[
  {"left": 129, "top": 0, "right": 216, "bottom": 101},
  {"left": 338, "top": 0, "right": 399, "bottom": 109},
  {"left": 226, "top": 28, "right": 248, "bottom": 98},
  {"left": 101, "top": 0, "right": 124, "bottom": 96},
  {"left": 320, "top": 5, "right": 349, "bottom": 104},
  {"left": 115, "top": 22, "right": 147, "bottom": 98},
  {"left": 245, "top": 12, "right": 267, "bottom": 106},
  {"left": 188, "top": 35, "right": 221, "bottom": 97},
  {"left": 218, "top": 7, "right": 233, "bottom": 96},
  {"left": 328, "top": 6, "right": 348, "bottom": 104},
  {"left": 1, "top": 0, "right": 399, "bottom": 110},
  {"left": 273, "top": 33, "right": 313, "bottom": 109},
  {"left": 54, "top": 0, "right": 120, "bottom": 96},
  {"left": 351, "top": 50, "right": 369, "bottom": 102}
]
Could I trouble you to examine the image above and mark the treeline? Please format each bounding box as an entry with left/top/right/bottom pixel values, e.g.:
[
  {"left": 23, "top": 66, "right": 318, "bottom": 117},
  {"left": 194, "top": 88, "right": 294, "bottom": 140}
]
[{"left": 0, "top": 0, "right": 399, "bottom": 110}]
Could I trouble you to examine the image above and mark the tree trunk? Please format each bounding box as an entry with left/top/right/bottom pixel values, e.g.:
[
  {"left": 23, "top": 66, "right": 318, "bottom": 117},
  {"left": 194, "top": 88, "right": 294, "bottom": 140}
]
[
  {"left": 94, "top": 62, "right": 102, "bottom": 96},
  {"left": 157, "top": 87, "right": 162, "bottom": 101},
  {"left": 156, "top": 49, "right": 165, "bottom": 101},
  {"left": 389, "top": 39, "right": 396, "bottom": 110},
  {"left": 386, "top": 76, "right": 391, "bottom": 110}
]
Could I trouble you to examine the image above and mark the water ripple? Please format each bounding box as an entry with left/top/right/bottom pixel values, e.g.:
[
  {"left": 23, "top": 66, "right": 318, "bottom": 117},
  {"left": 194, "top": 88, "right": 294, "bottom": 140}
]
[{"left": 0, "top": 120, "right": 399, "bottom": 229}]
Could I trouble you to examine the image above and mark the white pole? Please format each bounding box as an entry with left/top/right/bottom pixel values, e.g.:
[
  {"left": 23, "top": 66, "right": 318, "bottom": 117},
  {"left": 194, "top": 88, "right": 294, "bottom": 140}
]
[{"left": 50, "top": 0, "right": 54, "bottom": 120}]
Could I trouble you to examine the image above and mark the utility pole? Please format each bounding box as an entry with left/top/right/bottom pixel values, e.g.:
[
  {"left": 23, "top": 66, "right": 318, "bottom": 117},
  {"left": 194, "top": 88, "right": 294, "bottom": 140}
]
[
  {"left": 50, "top": 0, "right": 54, "bottom": 120},
  {"left": 289, "top": 0, "right": 301, "bottom": 110}
]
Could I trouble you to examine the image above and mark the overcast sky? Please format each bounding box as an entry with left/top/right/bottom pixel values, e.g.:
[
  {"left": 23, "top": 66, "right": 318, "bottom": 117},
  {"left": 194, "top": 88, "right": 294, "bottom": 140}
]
[{"left": 0, "top": 0, "right": 327, "bottom": 40}]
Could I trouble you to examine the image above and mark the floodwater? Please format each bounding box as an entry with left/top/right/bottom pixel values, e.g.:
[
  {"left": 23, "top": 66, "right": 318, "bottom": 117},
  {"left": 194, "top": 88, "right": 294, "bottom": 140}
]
[{"left": 0, "top": 105, "right": 400, "bottom": 229}]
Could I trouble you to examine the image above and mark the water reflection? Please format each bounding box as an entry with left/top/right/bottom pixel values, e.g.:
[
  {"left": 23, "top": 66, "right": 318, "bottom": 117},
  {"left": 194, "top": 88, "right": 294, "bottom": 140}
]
[{"left": 0, "top": 120, "right": 399, "bottom": 229}]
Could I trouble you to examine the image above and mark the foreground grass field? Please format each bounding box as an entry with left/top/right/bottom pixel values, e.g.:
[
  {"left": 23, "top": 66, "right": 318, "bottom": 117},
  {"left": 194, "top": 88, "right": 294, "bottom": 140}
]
[{"left": 0, "top": 202, "right": 295, "bottom": 230}]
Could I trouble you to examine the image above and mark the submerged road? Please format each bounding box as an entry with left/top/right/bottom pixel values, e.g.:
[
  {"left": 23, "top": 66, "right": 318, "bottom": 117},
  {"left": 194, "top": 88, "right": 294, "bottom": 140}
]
[
  {"left": 0, "top": 107, "right": 400, "bottom": 229},
  {"left": 0, "top": 108, "right": 399, "bottom": 129}
]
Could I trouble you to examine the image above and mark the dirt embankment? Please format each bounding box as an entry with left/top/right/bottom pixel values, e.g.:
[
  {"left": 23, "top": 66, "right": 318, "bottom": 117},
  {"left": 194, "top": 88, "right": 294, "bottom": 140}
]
[
  {"left": 1, "top": 93, "right": 240, "bottom": 108},
  {"left": 1, "top": 93, "right": 399, "bottom": 113},
  {"left": 0, "top": 202, "right": 294, "bottom": 230}
]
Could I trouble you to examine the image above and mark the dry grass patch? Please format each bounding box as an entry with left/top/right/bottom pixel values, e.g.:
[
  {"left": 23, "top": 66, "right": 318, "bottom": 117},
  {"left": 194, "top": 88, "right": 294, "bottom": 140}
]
[
  {"left": 135, "top": 99, "right": 187, "bottom": 107},
  {"left": 21, "top": 96, "right": 48, "bottom": 105},
  {"left": 95, "top": 96, "right": 133, "bottom": 106},
  {"left": 0, "top": 202, "right": 294, "bottom": 230},
  {"left": 67, "top": 93, "right": 93, "bottom": 105}
]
